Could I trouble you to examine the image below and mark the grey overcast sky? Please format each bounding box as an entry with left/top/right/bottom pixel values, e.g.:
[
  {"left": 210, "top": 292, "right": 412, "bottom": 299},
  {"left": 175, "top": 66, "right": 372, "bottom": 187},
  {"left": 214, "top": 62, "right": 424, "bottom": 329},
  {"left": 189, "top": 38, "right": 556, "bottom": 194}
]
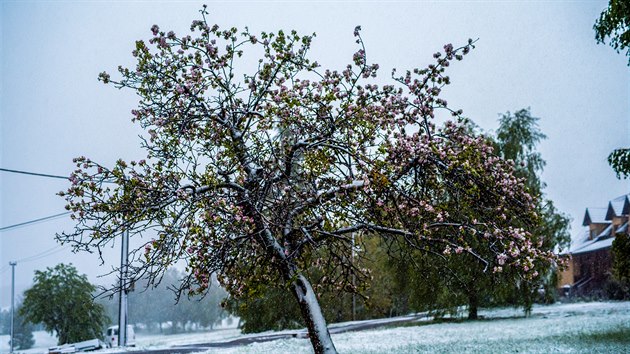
[{"left": 1, "top": 1, "right": 629, "bottom": 308}]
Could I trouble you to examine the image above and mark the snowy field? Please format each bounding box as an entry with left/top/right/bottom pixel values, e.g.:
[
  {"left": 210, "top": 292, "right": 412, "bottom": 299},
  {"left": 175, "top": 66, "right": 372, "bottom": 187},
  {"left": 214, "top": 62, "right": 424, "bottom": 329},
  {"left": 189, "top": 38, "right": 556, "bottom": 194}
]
[
  {"left": 2, "top": 301, "right": 629, "bottom": 353},
  {"left": 202, "top": 301, "right": 630, "bottom": 354}
]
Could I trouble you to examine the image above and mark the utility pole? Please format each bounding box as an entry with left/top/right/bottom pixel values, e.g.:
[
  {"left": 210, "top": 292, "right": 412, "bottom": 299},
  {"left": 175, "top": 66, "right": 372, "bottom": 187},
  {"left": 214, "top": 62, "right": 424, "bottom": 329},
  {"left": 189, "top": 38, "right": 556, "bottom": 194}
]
[
  {"left": 9, "top": 261, "right": 16, "bottom": 354},
  {"left": 117, "top": 230, "right": 129, "bottom": 347},
  {"left": 351, "top": 235, "right": 356, "bottom": 322}
]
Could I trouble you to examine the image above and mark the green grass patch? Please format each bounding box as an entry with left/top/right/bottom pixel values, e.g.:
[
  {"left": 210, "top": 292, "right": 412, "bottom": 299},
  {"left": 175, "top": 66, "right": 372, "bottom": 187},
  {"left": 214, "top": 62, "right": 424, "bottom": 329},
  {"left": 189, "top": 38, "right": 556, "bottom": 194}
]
[
  {"left": 571, "top": 325, "right": 630, "bottom": 344},
  {"left": 388, "top": 314, "right": 529, "bottom": 330}
]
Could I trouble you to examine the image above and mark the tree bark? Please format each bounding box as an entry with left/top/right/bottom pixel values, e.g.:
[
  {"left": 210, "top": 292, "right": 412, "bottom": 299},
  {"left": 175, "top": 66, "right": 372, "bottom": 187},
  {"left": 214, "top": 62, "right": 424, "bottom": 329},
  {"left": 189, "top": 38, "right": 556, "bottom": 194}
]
[
  {"left": 467, "top": 291, "right": 478, "bottom": 320},
  {"left": 250, "top": 205, "right": 337, "bottom": 353},
  {"left": 290, "top": 274, "right": 337, "bottom": 354}
]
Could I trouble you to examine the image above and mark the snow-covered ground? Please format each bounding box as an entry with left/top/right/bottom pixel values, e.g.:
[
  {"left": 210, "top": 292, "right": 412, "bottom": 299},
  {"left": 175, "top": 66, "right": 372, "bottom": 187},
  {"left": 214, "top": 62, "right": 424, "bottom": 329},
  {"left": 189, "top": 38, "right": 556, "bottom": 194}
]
[
  {"left": 0, "top": 326, "right": 243, "bottom": 354},
  {"left": 0, "top": 330, "right": 58, "bottom": 353},
  {"left": 2, "top": 301, "right": 629, "bottom": 353},
  {"left": 202, "top": 301, "right": 630, "bottom": 354}
]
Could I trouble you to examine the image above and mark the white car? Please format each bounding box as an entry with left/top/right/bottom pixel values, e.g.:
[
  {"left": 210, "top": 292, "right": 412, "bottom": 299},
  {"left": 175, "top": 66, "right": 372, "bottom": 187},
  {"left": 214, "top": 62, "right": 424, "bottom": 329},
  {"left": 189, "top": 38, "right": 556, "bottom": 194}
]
[{"left": 105, "top": 325, "right": 136, "bottom": 347}]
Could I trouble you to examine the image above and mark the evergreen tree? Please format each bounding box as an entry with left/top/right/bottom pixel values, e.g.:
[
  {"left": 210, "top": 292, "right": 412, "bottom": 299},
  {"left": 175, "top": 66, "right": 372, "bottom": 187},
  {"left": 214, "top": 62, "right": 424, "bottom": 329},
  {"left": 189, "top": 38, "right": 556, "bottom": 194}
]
[{"left": 612, "top": 232, "right": 630, "bottom": 286}]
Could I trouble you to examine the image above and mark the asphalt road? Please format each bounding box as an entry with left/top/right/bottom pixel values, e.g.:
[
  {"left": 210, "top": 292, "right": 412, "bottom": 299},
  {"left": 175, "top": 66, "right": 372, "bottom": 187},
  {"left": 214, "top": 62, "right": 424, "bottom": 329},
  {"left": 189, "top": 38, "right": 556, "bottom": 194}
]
[{"left": 107, "top": 313, "right": 428, "bottom": 354}]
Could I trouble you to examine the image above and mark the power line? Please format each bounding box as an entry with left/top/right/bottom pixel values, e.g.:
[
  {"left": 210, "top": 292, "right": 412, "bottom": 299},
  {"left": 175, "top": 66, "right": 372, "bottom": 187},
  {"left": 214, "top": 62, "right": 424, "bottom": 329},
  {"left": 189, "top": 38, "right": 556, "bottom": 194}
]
[
  {"left": 0, "top": 246, "right": 71, "bottom": 275},
  {"left": 0, "top": 167, "right": 69, "bottom": 180},
  {"left": 0, "top": 212, "right": 71, "bottom": 232},
  {"left": 17, "top": 244, "right": 71, "bottom": 263}
]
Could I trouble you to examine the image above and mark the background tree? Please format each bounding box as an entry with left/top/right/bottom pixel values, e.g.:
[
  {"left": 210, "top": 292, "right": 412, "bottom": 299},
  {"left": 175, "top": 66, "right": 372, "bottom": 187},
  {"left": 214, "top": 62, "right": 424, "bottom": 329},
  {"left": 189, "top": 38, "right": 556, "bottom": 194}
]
[
  {"left": 612, "top": 231, "right": 630, "bottom": 296},
  {"left": 494, "top": 108, "right": 571, "bottom": 248},
  {"left": 59, "top": 8, "right": 557, "bottom": 353},
  {"left": 383, "top": 241, "right": 461, "bottom": 318},
  {"left": 158, "top": 268, "right": 227, "bottom": 332},
  {"left": 226, "top": 286, "right": 303, "bottom": 333},
  {"left": 226, "top": 236, "right": 396, "bottom": 332},
  {"left": 187, "top": 282, "right": 228, "bottom": 330},
  {"left": 100, "top": 267, "right": 227, "bottom": 333},
  {"left": 20, "top": 264, "right": 108, "bottom": 345},
  {"left": 608, "top": 148, "right": 630, "bottom": 179},
  {"left": 494, "top": 109, "right": 546, "bottom": 192},
  {"left": 594, "top": 1, "right": 630, "bottom": 177},
  {"left": 493, "top": 108, "right": 571, "bottom": 304},
  {"left": 10, "top": 302, "right": 35, "bottom": 350},
  {"left": 595, "top": 0, "right": 630, "bottom": 299},
  {"left": 594, "top": 0, "right": 630, "bottom": 65},
  {"left": 388, "top": 109, "right": 570, "bottom": 319},
  {"left": 0, "top": 309, "right": 9, "bottom": 335}
]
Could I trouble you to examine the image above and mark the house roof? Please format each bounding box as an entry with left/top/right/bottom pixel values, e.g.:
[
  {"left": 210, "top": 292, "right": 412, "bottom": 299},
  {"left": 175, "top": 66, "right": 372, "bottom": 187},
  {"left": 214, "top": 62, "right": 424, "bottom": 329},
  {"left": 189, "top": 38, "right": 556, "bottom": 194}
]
[
  {"left": 606, "top": 194, "right": 630, "bottom": 220},
  {"left": 563, "top": 192, "right": 630, "bottom": 256},
  {"left": 571, "top": 236, "right": 614, "bottom": 255},
  {"left": 582, "top": 207, "right": 611, "bottom": 226},
  {"left": 565, "top": 228, "right": 591, "bottom": 255},
  {"left": 565, "top": 224, "right": 614, "bottom": 256}
]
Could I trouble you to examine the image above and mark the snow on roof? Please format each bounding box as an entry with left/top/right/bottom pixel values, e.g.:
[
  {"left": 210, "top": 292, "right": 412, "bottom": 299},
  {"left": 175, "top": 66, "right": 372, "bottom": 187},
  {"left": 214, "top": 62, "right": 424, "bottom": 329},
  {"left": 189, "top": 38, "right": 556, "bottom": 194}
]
[
  {"left": 617, "top": 222, "right": 628, "bottom": 234},
  {"left": 582, "top": 207, "right": 610, "bottom": 226},
  {"left": 565, "top": 225, "right": 614, "bottom": 255},
  {"left": 565, "top": 228, "right": 591, "bottom": 254},
  {"left": 606, "top": 194, "right": 630, "bottom": 220},
  {"left": 594, "top": 224, "right": 613, "bottom": 241},
  {"left": 564, "top": 193, "right": 630, "bottom": 255},
  {"left": 571, "top": 236, "right": 614, "bottom": 255}
]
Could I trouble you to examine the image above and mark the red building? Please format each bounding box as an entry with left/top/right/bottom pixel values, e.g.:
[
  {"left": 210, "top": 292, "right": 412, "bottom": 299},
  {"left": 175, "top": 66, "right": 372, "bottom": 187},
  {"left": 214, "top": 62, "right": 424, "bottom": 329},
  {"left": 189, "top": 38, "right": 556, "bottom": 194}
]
[{"left": 558, "top": 194, "right": 629, "bottom": 297}]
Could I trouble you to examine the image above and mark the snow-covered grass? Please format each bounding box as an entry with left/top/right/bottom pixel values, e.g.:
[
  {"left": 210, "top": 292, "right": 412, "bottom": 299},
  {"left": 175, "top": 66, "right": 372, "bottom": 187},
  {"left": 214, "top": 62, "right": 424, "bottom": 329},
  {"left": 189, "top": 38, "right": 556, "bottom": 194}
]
[
  {"left": 203, "top": 301, "right": 630, "bottom": 354},
  {"left": 2, "top": 301, "right": 629, "bottom": 353},
  {"left": 0, "top": 330, "right": 58, "bottom": 353},
  {"left": 132, "top": 328, "right": 242, "bottom": 349},
  {"left": 0, "top": 327, "right": 243, "bottom": 354}
]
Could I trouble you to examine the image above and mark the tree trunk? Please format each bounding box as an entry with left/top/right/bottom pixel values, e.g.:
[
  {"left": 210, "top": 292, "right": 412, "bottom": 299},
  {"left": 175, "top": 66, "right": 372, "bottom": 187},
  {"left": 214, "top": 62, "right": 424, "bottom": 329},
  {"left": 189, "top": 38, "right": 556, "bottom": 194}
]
[
  {"left": 467, "top": 291, "right": 478, "bottom": 320},
  {"left": 290, "top": 274, "right": 337, "bottom": 354},
  {"left": 256, "top": 223, "right": 337, "bottom": 353}
]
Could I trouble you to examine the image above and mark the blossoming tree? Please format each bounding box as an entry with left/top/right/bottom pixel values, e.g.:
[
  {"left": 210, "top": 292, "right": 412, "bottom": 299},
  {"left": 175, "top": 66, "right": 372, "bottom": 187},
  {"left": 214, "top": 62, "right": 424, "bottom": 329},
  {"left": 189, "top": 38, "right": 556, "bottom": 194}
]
[{"left": 59, "top": 7, "right": 557, "bottom": 353}]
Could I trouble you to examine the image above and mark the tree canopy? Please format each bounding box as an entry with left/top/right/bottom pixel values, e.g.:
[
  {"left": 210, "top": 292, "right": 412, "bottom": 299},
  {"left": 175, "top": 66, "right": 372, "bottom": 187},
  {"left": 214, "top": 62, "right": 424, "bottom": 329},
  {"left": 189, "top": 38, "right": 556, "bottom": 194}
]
[
  {"left": 594, "top": 2, "right": 630, "bottom": 179},
  {"left": 493, "top": 109, "right": 570, "bottom": 304},
  {"left": 608, "top": 148, "right": 630, "bottom": 179},
  {"left": 59, "top": 7, "right": 558, "bottom": 353},
  {"left": 20, "top": 264, "right": 108, "bottom": 345},
  {"left": 613, "top": 232, "right": 630, "bottom": 285},
  {"left": 494, "top": 109, "right": 570, "bottom": 252},
  {"left": 386, "top": 109, "right": 570, "bottom": 320},
  {"left": 594, "top": 0, "right": 630, "bottom": 65}
]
